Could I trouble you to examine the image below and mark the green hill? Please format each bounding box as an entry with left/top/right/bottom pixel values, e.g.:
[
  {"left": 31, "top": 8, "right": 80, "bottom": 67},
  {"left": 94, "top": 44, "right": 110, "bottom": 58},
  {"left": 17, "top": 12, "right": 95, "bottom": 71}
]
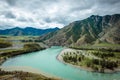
[{"left": 39, "top": 14, "right": 120, "bottom": 46}]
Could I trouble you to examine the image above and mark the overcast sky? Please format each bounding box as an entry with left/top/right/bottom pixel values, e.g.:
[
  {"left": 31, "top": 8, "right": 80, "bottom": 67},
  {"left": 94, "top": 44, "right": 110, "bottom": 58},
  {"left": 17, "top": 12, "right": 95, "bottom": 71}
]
[{"left": 0, "top": 0, "right": 120, "bottom": 29}]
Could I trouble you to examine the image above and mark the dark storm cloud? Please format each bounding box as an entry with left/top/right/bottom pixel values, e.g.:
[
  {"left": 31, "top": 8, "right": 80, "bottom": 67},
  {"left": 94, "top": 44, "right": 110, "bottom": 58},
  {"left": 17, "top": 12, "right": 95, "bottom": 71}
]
[
  {"left": 17, "top": 18, "right": 28, "bottom": 22},
  {"left": 0, "top": 0, "right": 120, "bottom": 29},
  {"left": 44, "top": 17, "right": 52, "bottom": 23},
  {"left": 98, "top": 0, "right": 120, "bottom": 4},
  {"left": 6, "top": 0, "right": 16, "bottom": 6},
  {"left": 4, "top": 11, "right": 16, "bottom": 19}
]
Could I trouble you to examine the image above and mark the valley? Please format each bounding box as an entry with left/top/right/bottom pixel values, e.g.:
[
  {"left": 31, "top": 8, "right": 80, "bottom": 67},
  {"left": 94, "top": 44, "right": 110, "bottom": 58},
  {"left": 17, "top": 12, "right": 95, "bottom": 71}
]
[
  {"left": 0, "top": 0, "right": 120, "bottom": 79},
  {"left": 0, "top": 14, "right": 120, "bottom": 80}
]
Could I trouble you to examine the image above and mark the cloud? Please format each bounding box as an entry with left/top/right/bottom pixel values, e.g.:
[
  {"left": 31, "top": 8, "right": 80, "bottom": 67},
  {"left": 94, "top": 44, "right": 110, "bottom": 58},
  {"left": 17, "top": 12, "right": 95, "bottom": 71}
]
[
  {"left": 6, "top": 0, "right": 16, "bottom": 6},
  {"left": 98, "top": 0, "right": 119, "bottom": 4},
  {"left": 4, "top": 11, "right": 16, "bottom": 19},
  {"left": 0, "top": 0, "right": 120, "bottom": 29}
]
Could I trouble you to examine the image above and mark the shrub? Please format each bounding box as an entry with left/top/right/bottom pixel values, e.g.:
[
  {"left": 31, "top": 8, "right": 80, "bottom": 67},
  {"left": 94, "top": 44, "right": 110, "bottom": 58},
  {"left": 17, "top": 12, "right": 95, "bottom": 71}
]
[
  {"left": 24, "top": 43, "right": 44, "bottom": 51},
  {"left": 0, "top": 42, "right": 12, "bottom": 48}
]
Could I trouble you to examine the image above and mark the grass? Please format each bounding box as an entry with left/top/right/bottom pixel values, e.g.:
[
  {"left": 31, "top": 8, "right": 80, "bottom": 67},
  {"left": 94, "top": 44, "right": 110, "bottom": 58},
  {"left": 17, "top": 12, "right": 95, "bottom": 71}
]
[
  {"left": 0, "top": 69, "right": 59, "bottom": 80},
  {"left": 93, "top": 43, "right": 120, "bottom": 48},
  {"left": 0, "top": 49, "right": 21, "bottom": 53},
  {"left": 0, "top": 40, "right": 12, "bottom": 48},
  {"left": 62, "top": 47, "right": 120, "bottom": 73}
]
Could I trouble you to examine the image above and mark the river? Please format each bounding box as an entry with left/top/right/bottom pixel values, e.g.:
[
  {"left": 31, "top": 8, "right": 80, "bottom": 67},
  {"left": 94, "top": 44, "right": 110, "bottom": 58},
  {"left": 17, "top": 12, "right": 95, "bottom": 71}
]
[{"left": 1, "top": 46, "right": 120, "bottom": 80}]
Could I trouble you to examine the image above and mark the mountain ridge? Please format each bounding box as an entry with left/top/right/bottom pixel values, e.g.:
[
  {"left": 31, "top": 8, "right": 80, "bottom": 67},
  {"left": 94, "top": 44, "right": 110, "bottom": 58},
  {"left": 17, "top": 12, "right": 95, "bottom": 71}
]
[
  {"left": 0, "top": 27, "right": 59, "bottom": 36},
  {"left": 39, "top": 14, "right": 120, "bottom": 46}
]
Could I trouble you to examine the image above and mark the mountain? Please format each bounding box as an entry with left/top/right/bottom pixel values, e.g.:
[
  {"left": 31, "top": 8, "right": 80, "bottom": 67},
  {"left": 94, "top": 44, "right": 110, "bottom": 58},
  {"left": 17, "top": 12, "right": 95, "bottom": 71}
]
[
  {"left": 39, "top": 14, "right": 120, "bottom": 46},
  {"left": 0, "top": 27, "right": 59, "bottom": 36}
]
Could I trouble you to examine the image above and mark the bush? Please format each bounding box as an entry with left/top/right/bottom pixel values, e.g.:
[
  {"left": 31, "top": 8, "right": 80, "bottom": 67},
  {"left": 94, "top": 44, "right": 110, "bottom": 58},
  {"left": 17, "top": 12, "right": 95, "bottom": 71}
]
[
  {"left": 0, "top": 42, "right": 12, "bottom": 48},
  {"left": 91, "top": 51, "right": 114, "bottom": 58},
  {"left": 92, "top": 65, "right": 98, "bottom": 71},
  {"left": 24, "top": 43, "right": 44, "bottom": 51}
]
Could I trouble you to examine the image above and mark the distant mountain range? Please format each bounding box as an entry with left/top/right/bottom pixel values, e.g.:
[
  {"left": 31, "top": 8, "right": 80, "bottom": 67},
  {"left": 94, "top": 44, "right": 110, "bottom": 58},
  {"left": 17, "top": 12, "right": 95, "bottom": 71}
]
[
  {"left": 39, "top": 14, "right": 120, "bottom": 46},
  {"left": 0, "top": 27, "right": 59, "bottom": 36}
]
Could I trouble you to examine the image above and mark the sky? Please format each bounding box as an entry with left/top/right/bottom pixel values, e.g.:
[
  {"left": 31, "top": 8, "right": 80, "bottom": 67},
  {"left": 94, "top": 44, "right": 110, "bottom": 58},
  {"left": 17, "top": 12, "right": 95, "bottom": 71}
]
[{"left": 0, "top": 0, "right": 120, "bottom": 29}]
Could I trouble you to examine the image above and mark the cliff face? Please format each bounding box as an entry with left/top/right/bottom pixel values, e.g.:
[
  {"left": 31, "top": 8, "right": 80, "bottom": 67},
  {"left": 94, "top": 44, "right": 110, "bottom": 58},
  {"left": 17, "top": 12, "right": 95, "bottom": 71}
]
[{"left": 40, "top": 14, "right": 120, "bottom": 46}]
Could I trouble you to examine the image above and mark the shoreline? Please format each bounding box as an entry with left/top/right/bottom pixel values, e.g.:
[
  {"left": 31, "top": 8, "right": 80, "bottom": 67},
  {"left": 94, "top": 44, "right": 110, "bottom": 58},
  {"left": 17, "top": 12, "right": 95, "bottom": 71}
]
[
  {"left": 56, "top": 48, "right": 120, "bottom": 74},
  {"left": 0, "top": 49, "right": 45, "bottom": 65},
  {"left": 0, "top": 47, "right": 60, "bottom": 80},
  {"left": 0, "top": 66, "right": 60, "bottom": 79}
]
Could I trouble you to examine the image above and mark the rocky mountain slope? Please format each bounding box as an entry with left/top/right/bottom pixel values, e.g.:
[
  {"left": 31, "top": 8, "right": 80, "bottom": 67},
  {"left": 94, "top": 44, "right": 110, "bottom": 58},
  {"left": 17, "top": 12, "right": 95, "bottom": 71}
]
[
  {"left": 39, "top": 14, "right": 120, "bottom": 46},
  {"left": 0, "top": 27, "right": 59, "bottom": 36}
]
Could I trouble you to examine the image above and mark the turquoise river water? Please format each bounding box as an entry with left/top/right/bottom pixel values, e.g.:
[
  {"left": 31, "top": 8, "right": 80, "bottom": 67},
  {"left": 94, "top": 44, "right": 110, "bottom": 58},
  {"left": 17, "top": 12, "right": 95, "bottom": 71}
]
[{"left": 1, "top": 46, "right": 120, "bottom": 80}]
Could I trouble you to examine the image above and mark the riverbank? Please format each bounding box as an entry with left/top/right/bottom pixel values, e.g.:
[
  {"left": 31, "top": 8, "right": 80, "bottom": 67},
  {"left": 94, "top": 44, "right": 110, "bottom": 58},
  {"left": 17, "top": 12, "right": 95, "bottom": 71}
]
[
  {"left": 0, "top": 66, "right": 59, "bottom": 80},
  {"left": 0, "top": 42, "right": 60, "bottom": 80},
  {"left": 0, "top": 50, "right": 60, "bottom": 80},
  {"left": 57, "top": 48, "right": 120, "bottom": 73},
  {"left": 0, "top": 66, "right": 60, "bottom": 80},
  {"left": 0, "top": 42, "right": 46, "bottom": 64}
]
